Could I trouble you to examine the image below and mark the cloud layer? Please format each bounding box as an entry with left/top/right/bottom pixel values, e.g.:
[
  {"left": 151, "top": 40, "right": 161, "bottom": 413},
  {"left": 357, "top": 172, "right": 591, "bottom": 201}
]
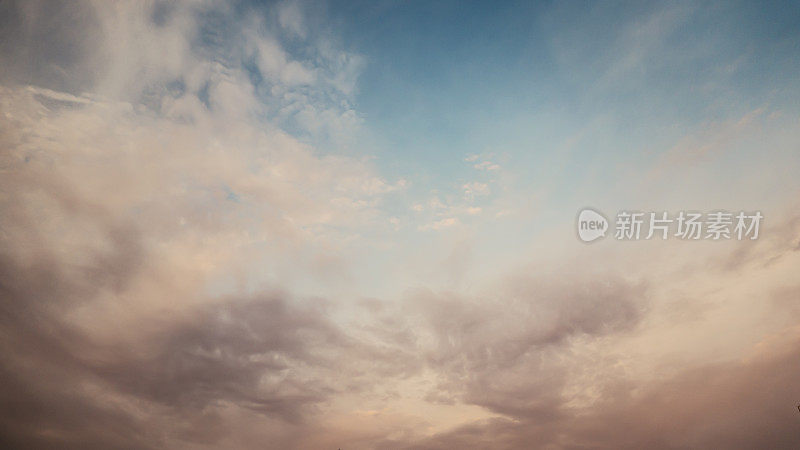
[{"left": 2, "top": 1, "right": 800, "bottom": 449}]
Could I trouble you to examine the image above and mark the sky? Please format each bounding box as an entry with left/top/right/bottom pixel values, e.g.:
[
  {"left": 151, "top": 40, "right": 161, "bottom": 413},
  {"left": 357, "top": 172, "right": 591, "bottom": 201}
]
[{"left": 0, "top": 0, "right": 800, "bottom": 448}]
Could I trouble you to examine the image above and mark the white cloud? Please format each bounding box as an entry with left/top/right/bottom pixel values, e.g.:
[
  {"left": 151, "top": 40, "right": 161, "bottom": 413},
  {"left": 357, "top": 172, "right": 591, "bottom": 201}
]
[
  {"left": 419, "top": 217, "right": 460, "bottom": 231},
  {"left": 462, "top": 181, "right": 489, "bottom": 200},
  {"left": 474, "top": 160, "right": 500, "bottom": 171},
  {"left": 466, "top": 153, "right": 500, "bottom": 171},
  {"left": 277, "top": 0, "right": 306, "bottom": 38}
]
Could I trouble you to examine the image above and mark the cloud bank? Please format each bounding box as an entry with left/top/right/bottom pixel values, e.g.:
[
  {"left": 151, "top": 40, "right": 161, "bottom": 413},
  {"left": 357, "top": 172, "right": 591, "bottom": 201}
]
[{"left": 1, "top": 1, "right": 800, "bottom": 449}]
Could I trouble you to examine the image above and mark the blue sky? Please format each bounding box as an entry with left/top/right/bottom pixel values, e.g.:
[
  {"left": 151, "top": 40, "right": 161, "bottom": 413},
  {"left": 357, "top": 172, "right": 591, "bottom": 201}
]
[
  {"left": 331, "top": 0, "right": 800, "bottom": 170},
  {"left": 252, "top": 0, "right": 800, "bottom": 243}
]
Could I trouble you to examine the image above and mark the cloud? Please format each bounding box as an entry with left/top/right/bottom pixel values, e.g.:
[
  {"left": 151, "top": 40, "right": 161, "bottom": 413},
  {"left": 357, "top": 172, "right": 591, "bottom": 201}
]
[
  {"left": 277, "top": 0, "right": 307, "bottom": 39},
  {"left": 403, "top": 275, "right": 647, "bottom": 414},
  {"left": 397, "top": 326, "right": 800, "bottom": 449},
  {"left": 462, "top": 182, "right": 489, "bottom": 201},
  {"left": 473, "top": 161, "right": 501, "bottom": 171},
  {"left": 0, "top": 2, "right": 403, "bottom": 445},
  {"left": 419, "top": 217, "right": 460, "bottom": 231},
  {"left": 0, "top": 227, "right": 417, "bottom": 447},
  {"left": 2, "top": 1, "right": 800, "bottom": 448}
]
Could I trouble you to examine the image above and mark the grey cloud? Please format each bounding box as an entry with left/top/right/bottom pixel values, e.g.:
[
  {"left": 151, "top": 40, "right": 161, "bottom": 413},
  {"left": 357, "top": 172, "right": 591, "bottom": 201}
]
[
  {"left": 0, "top": 0, "right": 101, "bottom": 94},
  {"left": 89, "top": 295, "right": 348, "bottom": 422},
  {"left": 398, "top": 331, "right": 800, "bottom": 450},
  {"left": 401, "top": 276, "right": 646, "bottom": 415},
  {"left": 0, "top": 358, "right": 158, "bottom": 450},
  {"left": 0, "top": 174, "right": 383, "bottom": 446},
  {"left": 0, "top": 201, "right": 650, "bottom": 448},
  {"left": 420, "top": 276, "right": 646, "bottom": 353},
  {"left": 0, "top": 185, "right": 412, "bottom": 447},
  {"left": 0, "top": 250, "right": 389, "bottom": 448},
  {"left": 0, "top": 249, "right": 156, "bottom": 449}
]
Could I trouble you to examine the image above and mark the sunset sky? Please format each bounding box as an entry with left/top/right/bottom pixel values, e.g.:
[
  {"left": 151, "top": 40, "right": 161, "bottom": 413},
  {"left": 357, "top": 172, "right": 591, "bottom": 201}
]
[{"left": 1, "top": 1, "right": 800, "bottom": 448}]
